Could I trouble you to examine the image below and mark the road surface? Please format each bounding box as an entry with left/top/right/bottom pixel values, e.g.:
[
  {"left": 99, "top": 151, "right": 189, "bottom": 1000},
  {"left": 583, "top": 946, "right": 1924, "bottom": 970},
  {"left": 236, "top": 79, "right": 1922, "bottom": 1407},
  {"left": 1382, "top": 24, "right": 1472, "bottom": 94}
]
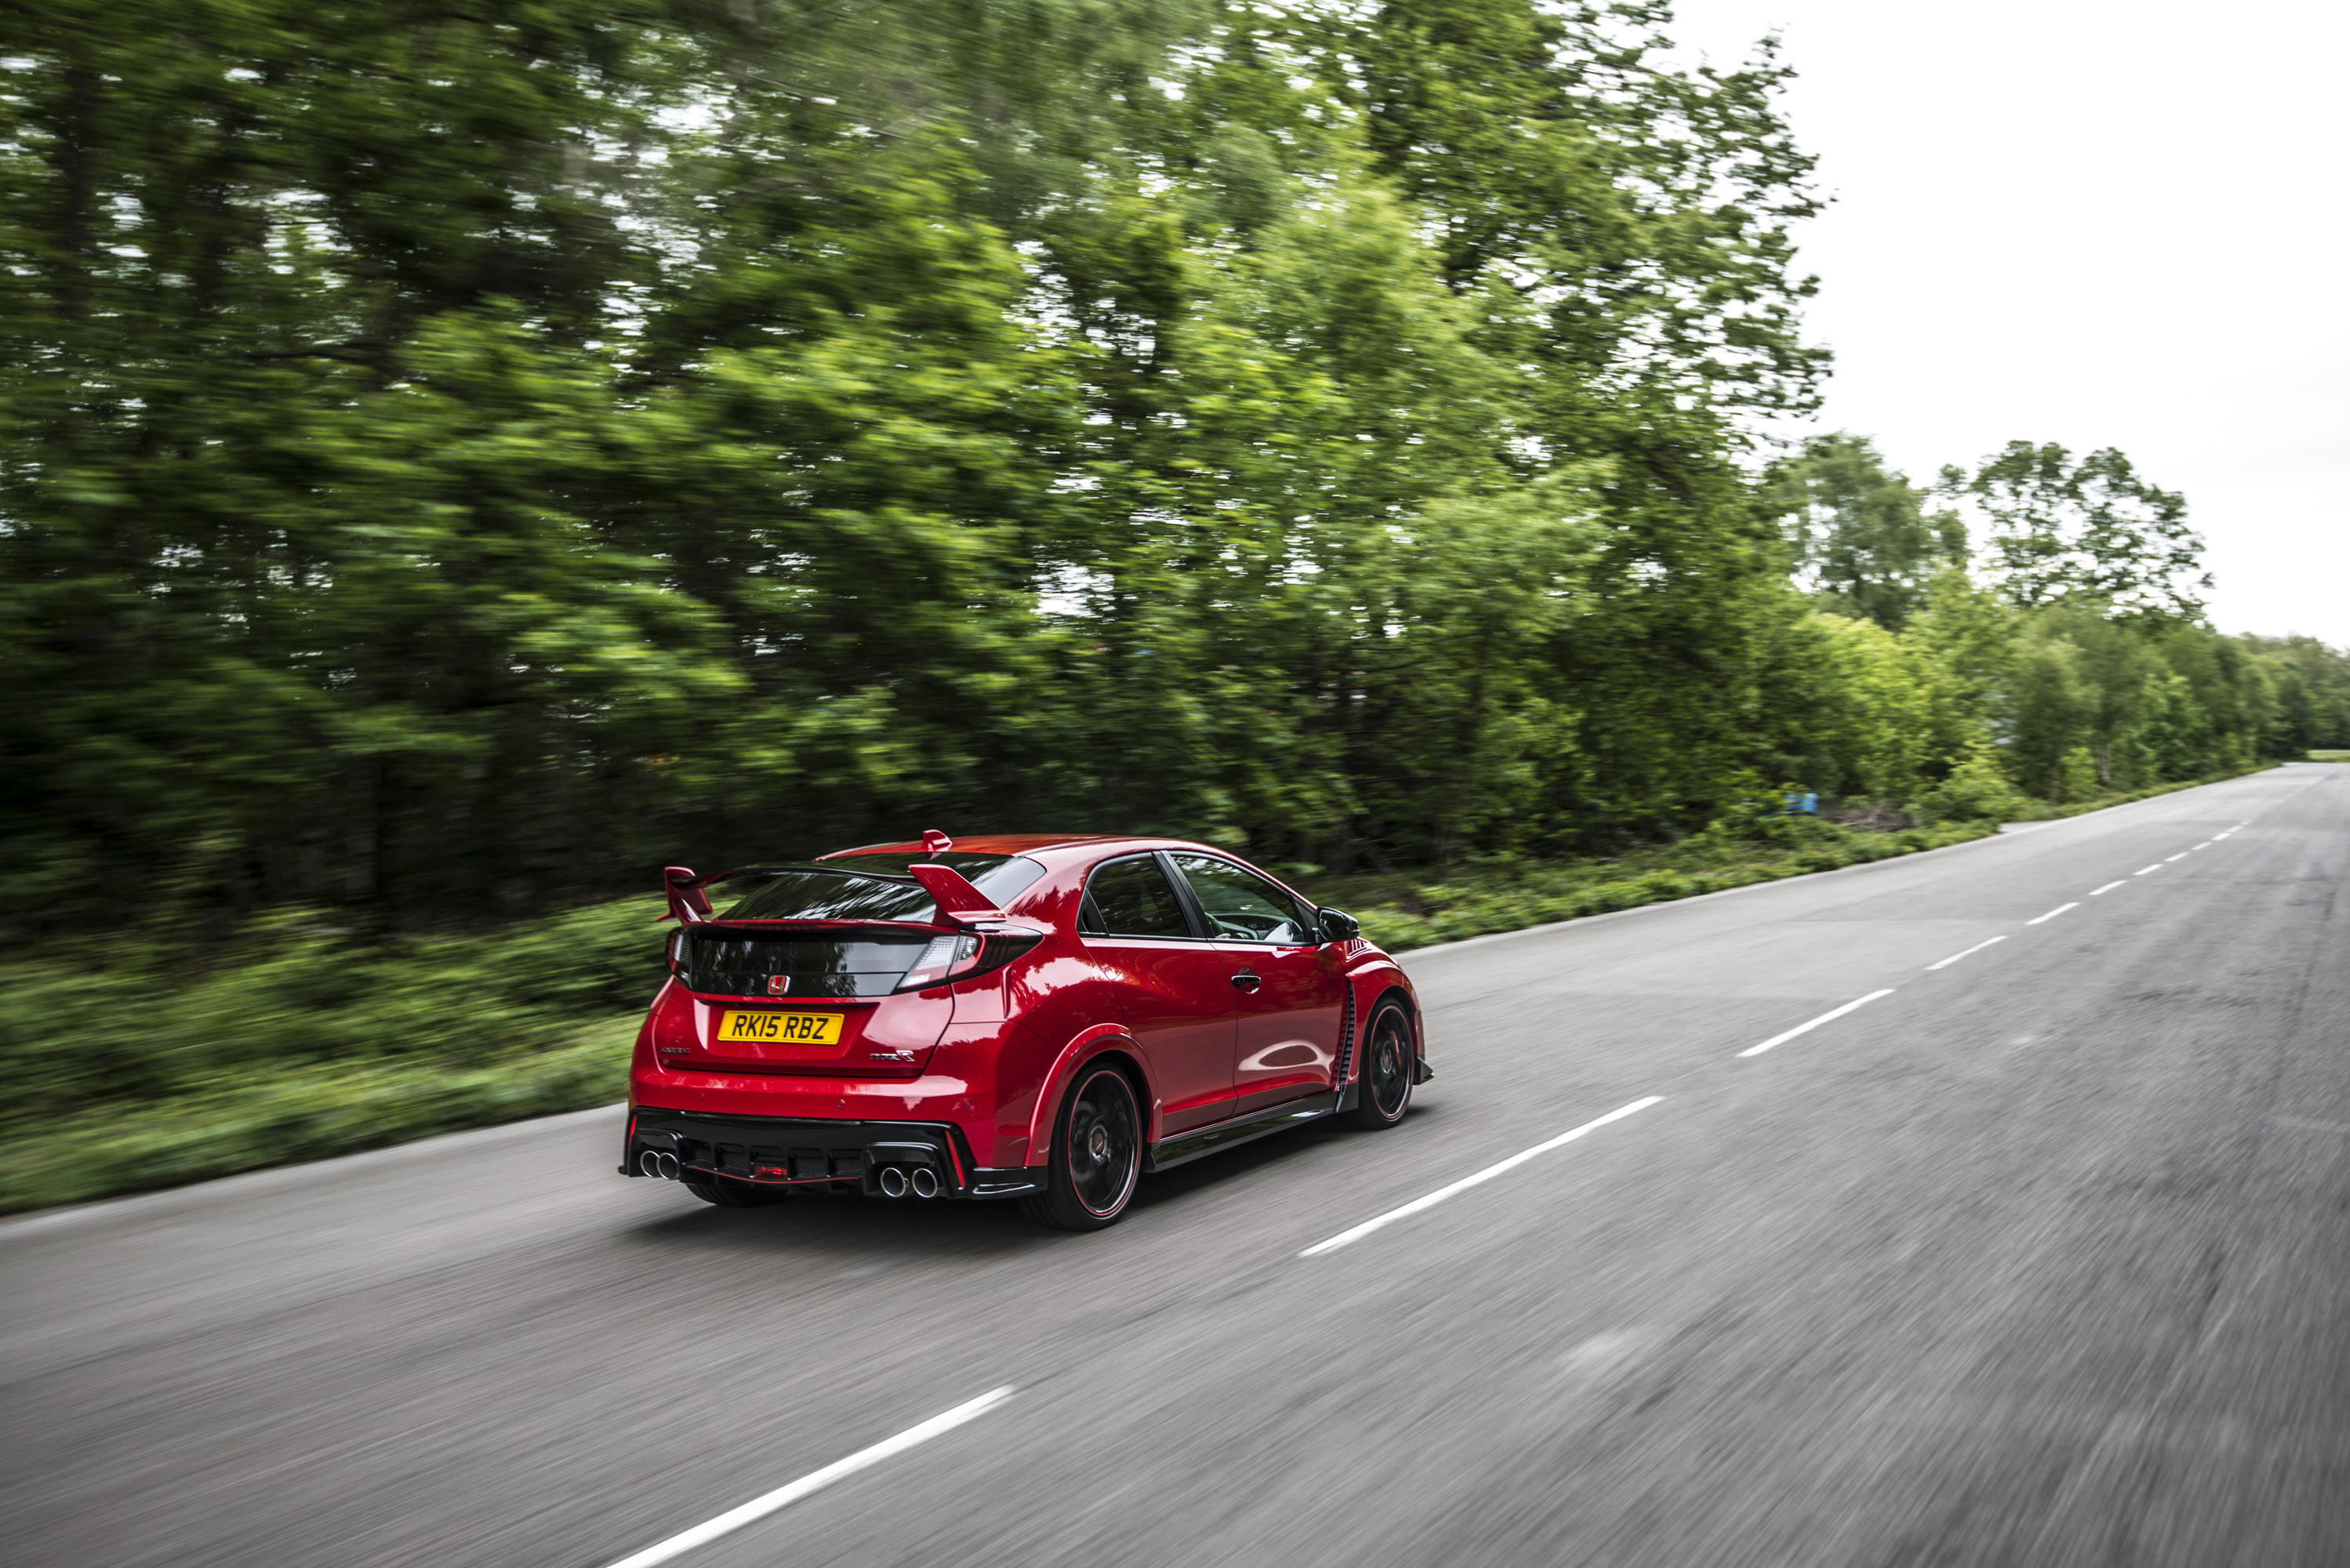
[{"left": 5, "top": 766, "right": 2345, "bottom": 1566}]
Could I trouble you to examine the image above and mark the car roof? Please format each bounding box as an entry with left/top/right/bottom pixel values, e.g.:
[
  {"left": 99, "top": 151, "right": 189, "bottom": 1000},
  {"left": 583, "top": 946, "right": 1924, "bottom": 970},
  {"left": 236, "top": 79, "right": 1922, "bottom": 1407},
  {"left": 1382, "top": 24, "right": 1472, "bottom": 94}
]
[{"left": 821, "top": 833, "right": 1222, "bottom": 871}]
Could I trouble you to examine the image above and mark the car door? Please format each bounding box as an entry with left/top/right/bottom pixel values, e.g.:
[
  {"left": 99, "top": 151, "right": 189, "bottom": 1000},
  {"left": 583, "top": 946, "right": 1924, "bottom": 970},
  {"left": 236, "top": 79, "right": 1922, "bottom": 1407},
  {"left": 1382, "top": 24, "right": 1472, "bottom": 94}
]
[
  {"left": 1077, "top": 853, "right": 1237, "bottom": 1135},
  {"left": 1166, "top": 852, "right": 1345, "bottom": 1117}
]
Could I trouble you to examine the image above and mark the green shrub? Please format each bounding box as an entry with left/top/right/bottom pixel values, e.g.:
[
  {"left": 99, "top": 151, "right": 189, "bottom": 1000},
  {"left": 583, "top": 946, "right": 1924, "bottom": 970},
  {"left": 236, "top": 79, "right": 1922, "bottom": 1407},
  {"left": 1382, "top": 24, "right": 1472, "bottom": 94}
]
[
  {"left": 1914, "top": 740, "right": 2036, "bottom": 824},
  {"left": 1349, "top": 819, "right": 1993, "bottom": 953}
]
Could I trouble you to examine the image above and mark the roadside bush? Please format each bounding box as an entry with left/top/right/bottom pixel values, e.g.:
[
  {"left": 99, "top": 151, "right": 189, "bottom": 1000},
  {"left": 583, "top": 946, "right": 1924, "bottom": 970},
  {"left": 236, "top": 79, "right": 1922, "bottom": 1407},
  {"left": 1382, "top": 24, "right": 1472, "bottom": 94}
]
[
  {"left": 0, "top": 899, "right": 670, "bottom": 1210},
  {"left": 1346, "top": 819, "right": 1992, "bottom": 953},
  {"left": 1914, "top": 741, "right": 2036, "bottom": 824}
]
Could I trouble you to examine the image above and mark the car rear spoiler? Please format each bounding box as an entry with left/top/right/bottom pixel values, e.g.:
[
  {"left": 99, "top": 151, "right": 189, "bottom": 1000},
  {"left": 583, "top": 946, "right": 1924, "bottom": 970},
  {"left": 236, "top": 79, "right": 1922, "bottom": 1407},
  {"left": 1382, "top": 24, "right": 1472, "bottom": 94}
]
[
  {"left": 908, "top": 863, "right": 1015, "bottom": 927},
  {"left": 663, "top": 866, "right": 715, "bottom": 925},
  {"left": 659, "top": 859, "right": 1016, "bottom": 929}
]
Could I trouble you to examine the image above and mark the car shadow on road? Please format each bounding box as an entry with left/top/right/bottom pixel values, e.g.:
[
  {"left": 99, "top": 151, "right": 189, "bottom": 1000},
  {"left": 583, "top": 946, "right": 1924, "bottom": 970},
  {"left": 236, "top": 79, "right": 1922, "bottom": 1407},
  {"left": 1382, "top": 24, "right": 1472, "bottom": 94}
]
[{"left": 609, "top": 1098, "right": 1451, "bottom": 1263}]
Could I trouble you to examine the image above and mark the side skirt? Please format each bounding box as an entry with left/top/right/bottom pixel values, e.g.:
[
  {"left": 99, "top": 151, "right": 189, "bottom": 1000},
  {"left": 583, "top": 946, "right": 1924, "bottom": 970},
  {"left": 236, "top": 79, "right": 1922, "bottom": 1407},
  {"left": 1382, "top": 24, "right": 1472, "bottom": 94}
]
[{"left": 1146, "top": 1092, "right": 1341, "bottom": 1174}]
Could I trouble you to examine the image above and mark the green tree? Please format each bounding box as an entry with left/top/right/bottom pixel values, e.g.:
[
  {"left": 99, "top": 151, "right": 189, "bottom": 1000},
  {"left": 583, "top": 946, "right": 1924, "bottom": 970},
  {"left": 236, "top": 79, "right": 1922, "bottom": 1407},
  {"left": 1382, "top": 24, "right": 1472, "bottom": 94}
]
[
  {"left": 1958, "top": 441, "right": 2209, "bottom": 621},
  {"left": 1764, "top": 433, "right": 1965, "bottom": 629}
]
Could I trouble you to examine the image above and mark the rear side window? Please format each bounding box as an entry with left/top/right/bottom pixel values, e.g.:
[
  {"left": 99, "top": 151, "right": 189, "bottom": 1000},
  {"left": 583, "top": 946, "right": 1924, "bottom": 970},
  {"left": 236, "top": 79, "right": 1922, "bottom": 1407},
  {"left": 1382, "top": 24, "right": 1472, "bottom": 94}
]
[
  {"left": 1081, "top": 855, "right": 1195, "bottom": 938},
  {"left": 1167, "top": 854, "right": 1317, "bottom": 944}
]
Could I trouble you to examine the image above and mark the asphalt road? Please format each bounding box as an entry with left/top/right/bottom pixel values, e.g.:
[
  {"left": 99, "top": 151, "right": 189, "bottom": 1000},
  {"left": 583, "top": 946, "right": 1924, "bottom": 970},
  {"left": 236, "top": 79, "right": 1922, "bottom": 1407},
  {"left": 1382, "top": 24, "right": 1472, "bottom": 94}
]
[{"left": 7, "top": 766, "right": 2347, "bottom": 1567}]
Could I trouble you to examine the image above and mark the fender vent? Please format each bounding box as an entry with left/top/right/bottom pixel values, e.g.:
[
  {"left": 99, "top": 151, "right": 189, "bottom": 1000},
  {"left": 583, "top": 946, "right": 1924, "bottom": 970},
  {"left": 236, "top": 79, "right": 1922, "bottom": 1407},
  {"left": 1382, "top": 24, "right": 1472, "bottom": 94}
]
[{"left": 1334, "top": 982, "right": 1357, "bottom": 1086}]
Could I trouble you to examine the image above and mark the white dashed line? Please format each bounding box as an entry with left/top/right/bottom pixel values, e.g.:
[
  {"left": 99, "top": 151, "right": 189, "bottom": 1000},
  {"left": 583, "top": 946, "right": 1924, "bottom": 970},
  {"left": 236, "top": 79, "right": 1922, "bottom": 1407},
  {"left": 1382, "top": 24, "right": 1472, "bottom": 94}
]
[
  {"left": 1738, "top": 989, "right": 1898, "bottom": 1057},
  {"left": 1299, "top": 1097, "right": 1665, "bottom": 1257},
  {"left": 2166, "top": 852, "right": 2190, "bottom": 862},
  {"left": 1926, "top": 937, "right": 2007, "bottom": 971},
  {"left": 2090, "top": 880, "right": 2127, "bottom": 895},
  {"left": 2026, "top": 902, "right": 2078, "bottom": 925},
  {"left": 600, "top": 1388, "right": 1015, "bottom": 1568},
  {"left": 2137, "top": 864, "right": 2164, "bottom": 875}
]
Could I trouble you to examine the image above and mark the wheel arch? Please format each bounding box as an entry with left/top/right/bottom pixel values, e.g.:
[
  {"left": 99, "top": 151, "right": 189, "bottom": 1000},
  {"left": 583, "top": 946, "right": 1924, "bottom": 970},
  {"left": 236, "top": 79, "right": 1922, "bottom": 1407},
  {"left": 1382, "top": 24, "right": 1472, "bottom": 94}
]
[
  {"left": 1026, "top": 1025, "right": 1153, "bottom": 1158},
  {"left": 1345, "top": 969, "right": 1422, "bottom": 1083}
]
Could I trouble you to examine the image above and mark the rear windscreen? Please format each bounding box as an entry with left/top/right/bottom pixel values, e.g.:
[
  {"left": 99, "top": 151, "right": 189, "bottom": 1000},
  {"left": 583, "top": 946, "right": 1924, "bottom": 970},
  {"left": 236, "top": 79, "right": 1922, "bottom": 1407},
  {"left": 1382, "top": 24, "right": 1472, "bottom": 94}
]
[
  {"left": 714, "top": 855, "right": 1046, "bottom": 922},
  {"left": 686, "top": 931, "right": 934, "bottom": 998}
]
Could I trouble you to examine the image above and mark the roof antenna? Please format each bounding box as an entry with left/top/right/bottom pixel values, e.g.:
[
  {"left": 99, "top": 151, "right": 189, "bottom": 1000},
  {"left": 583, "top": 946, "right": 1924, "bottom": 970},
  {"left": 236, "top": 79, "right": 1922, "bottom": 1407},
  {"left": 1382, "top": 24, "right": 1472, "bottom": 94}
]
[{"left": 921, "top": 828, "right": 953, "bottom": 856}]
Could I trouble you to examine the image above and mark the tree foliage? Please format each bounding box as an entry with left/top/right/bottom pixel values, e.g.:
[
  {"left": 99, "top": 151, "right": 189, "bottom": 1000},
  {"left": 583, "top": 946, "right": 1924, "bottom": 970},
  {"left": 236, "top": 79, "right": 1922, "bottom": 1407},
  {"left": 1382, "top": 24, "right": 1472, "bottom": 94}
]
[
  {"left": 1957, "top": 440, "right": 2209, "bottom": 621},
  {"left": 1764, "top": 433, "right": 1963, "bottom": 630},
  {"left": 0, "top": 0, "right": 2333, "bottom": 947}
]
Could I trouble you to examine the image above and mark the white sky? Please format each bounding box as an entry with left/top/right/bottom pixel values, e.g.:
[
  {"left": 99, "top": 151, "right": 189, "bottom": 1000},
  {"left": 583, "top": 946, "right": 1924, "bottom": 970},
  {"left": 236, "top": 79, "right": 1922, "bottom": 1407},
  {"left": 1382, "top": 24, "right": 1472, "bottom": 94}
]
[{"left": 1664, "top": 0, "right": 2350, "bottom": 644}]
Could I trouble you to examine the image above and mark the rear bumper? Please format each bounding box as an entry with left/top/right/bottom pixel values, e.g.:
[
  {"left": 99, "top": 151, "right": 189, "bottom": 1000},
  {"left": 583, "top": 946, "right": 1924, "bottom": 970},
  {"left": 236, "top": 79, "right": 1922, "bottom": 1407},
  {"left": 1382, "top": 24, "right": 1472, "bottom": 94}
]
[{"left": 622, "top": 1107, "right": 1042, "bottom": 1200}]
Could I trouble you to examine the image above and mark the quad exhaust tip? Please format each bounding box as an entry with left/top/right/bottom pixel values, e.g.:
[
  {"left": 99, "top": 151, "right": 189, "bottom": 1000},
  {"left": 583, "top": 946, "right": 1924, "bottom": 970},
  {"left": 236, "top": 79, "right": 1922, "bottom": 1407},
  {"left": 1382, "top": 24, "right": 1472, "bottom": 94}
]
[{"left": 642, "top": 1145, "right": 938, "bottom": 1195}]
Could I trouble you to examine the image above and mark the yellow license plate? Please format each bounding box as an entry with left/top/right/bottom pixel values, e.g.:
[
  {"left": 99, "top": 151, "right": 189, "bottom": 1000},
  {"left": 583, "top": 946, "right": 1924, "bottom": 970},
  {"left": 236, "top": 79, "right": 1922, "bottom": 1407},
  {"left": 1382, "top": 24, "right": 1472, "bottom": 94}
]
[{"left": 717, "top": 1010, "right": 844, "bottom": 1046}]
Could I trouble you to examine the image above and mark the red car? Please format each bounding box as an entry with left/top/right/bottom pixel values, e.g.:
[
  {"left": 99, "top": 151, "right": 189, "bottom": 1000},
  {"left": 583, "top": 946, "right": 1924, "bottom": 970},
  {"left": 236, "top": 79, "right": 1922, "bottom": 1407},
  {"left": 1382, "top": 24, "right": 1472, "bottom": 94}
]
[{"left": 621, "top": 831, "right": 1427, "bottom": 1229}]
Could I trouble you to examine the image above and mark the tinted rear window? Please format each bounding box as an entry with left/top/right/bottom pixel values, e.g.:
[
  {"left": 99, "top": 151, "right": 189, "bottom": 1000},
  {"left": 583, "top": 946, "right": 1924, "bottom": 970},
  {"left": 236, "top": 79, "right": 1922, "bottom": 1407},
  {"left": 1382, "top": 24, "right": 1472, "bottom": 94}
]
[
  {"left": 686, "top": 931, "right": 932, "bottom": 998},
  {"left": 716, "top": 854, "right": 1046, "bottom": 922}
]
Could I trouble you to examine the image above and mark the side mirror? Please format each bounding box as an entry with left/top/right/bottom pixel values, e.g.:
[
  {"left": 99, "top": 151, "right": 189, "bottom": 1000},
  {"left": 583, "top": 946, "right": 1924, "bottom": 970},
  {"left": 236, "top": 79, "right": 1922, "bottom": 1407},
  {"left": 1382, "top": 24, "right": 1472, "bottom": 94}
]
[{"left": 1318, "top": 907, "right": 1360, "bottom": 942}]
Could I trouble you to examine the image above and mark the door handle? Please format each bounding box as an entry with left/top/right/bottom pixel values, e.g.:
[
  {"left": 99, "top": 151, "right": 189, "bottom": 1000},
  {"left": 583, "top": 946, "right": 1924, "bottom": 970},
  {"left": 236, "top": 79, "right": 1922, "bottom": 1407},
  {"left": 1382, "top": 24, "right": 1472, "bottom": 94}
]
[{"left": 1229, "top": 971, "right": 1262, "bottom": 993}]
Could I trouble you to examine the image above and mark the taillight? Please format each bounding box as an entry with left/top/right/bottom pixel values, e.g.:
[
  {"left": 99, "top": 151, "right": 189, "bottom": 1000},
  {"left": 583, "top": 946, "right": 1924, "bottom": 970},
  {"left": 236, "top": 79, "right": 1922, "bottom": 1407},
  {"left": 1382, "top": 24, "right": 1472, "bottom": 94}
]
[
  {"left": 665, "top": 927, "right": 688, "bottom": 974},
  {"left": 896, "top": 926, "right": 1044, "bottom": 991}
]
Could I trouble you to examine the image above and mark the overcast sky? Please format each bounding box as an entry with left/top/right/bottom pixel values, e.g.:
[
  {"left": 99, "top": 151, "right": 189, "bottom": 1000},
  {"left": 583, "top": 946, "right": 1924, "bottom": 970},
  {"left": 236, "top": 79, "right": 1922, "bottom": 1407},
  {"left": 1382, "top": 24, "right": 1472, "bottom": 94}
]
[{"left": 1663, "top": 0, "right": 2348, "bottom": 644}]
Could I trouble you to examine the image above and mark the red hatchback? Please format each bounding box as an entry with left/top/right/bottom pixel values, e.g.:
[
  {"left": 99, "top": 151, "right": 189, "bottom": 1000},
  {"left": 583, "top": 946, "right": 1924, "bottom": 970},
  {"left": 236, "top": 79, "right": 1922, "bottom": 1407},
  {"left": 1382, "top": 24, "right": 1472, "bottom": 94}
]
[{"left": 622, "top": 832, "right": 1427, "bottom": 1229}]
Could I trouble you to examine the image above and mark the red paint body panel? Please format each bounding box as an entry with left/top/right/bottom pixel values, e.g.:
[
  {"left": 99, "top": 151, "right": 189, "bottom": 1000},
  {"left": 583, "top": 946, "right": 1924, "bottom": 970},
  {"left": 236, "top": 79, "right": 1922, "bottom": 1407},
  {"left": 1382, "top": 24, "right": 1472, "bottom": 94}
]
[
  {"left": 1226, "top": 938, "right": 1346, "bottom": 1114},
  {"left": 627, "top": 834, "right": 1422, "bottom": 1176}
]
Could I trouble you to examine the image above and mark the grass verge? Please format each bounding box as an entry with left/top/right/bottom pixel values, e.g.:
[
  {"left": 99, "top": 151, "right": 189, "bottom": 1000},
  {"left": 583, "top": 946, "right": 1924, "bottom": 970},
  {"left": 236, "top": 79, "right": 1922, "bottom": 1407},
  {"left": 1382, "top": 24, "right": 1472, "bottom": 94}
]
[
  {"left": 1999, "top": 762, "right": 2275, "bottom": 824},
  {"left": 1301, "top": 819, "right": 1996, "bottom": 953},
  {"left": 0, "top": 1020, "right": 634, "bottom": 1214}
]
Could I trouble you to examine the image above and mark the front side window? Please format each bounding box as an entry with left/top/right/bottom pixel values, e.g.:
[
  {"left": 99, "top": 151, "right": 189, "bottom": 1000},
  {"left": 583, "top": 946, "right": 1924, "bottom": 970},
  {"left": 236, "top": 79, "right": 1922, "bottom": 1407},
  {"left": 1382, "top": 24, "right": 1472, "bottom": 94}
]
[
  {"left": 1167, "top": 854, "right": 1315, "bottom": 944},
  {"left": 1081, "top": 855, "right": 1196, "bottom": 938}
]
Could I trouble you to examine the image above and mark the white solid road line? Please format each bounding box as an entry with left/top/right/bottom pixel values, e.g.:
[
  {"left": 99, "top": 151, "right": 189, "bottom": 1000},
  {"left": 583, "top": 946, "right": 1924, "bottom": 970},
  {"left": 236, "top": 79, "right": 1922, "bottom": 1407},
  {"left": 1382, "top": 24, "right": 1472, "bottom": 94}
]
[
  {"left": 2137, "top": 864, "right": 2164, "bottom": 875},
  {"left": 600, "top": 1388, "right": 1015, "bottom": 1568},
  {"left": 1925, "top": 938, "right": 2007, "bottom": 971},
  {"left": 2025, "top": 902, "right": 2079, "bottom": 926},
  {"left": 2090, "top": 880, "right": 2127, "bottom": 895},
  {"left": 1299, "top": 1097, "right": 1665, "bottom": 1258},
  {"left": 1738, "top": 989, "right": 1898, "bottom": 1057}
]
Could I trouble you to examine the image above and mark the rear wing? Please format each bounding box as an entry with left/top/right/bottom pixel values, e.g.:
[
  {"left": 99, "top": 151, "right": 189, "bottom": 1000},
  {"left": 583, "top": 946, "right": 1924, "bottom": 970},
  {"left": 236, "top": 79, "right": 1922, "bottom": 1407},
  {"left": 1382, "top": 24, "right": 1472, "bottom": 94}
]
[
  {"left": 907, "top": 862, "right": 1012, "bottom": 927},
  {"left": 659, "top": 860, "right": 1016, "bottom": 929},
  {"left": 663, "top": 866, "right": 714, "bottom": 925}
]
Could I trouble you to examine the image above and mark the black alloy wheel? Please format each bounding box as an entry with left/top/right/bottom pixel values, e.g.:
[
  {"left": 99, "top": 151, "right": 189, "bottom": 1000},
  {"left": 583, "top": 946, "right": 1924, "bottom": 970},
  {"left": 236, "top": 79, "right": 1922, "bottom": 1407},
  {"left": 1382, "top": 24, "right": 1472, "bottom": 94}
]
[
  {"left": 1022, "top": 1062, "right": 1142, "bottom": 1231},
  {"left": 1346, "top": 997, "right": 1416, "bottom": 1130}
]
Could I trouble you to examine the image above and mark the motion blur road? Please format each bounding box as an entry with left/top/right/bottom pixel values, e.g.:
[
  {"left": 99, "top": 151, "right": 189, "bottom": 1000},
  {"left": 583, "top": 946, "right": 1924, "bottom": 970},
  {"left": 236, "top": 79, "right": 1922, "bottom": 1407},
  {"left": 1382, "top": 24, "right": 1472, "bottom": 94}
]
[{"left": 7, "top": 767, "right": 2347, "bottom": 1567}]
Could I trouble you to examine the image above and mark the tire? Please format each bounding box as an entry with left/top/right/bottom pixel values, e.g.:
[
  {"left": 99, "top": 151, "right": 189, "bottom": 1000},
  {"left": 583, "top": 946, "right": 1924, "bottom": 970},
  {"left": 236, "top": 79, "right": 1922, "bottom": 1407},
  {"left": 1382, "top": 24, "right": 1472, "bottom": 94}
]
[
  {"left": 685, "top": 1176, "right": 786, "bottom": 1208},
  {"left": 1345, "top": 997, "right": 1416, "bottom": 1131},
  {"left": 1020, "top": 1060, "right": 1143, "bottom": 1231}
]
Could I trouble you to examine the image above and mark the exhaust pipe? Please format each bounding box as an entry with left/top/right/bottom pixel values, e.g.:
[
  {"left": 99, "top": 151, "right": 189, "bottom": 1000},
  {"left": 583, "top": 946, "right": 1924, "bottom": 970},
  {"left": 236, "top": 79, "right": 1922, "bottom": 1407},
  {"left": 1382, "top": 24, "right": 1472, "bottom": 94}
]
[
  {"left": 910, "top": 1167, "right": 940, "bottom": 1199},
  {"left": 637, "top": 1149, "right": 681, "bottom": 1180},
  {"left": 878, "top": 1167, "right": 909, "bottom": 1198}
]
